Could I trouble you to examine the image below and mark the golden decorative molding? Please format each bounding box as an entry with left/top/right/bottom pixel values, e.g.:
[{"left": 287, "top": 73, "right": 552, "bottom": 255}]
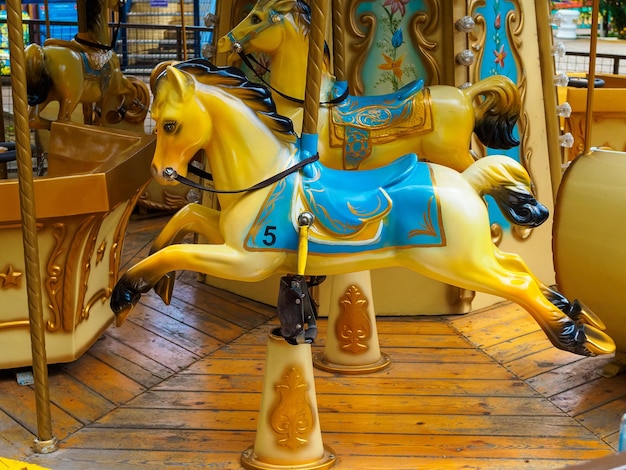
[
  {"left": 75, "top": 218, "right": 104, "bottom": 326},
  {"left": 335, "top": 284, "right": 371, "bottom": 354},
  {"left": 270, "top": 366, "right": 314, "bottom": 449},
  {"left": 0, "top": 320, "right": 30, "bottom": 330},
  {"left": 45, "top": 222, "right": 66, "bottom": 332},
  {"left": 83, "top": 288, "right": 109, "bottom": 322},
  {"left": 96, "top": 240, "right": 106, "bottom": 265}
]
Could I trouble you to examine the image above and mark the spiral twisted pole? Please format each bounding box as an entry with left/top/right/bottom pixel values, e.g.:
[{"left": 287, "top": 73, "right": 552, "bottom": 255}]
[
  {"left": 331, "top": 0, "right": 347, "bottom": 82},
  {"left": 302, "top": 0, "right": 329, "bottom": 137},
  {"left": 6, "top": 0, "right": 57, "bottom": 452}
]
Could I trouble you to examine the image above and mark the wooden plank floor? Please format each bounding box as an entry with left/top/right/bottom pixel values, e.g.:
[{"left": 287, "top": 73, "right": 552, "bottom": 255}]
[{"left": 1, "top": 214, "right": 625, "bottom": 469}]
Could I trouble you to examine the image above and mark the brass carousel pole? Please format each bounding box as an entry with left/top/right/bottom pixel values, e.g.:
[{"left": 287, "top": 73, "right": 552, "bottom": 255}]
[
  {"left": 583, "top": 0, "right": 600, "bottom": 155},
  {"left": 301, "top": 0, "right": 328, "bottom": 140},
  {"left": 331, "top": 0, "right": 346, "bottom": 82},
  {"left": 179, "top": 0, "right": 188, "bottom": 60},
  {"left": 6, "top": 0, "right": 58, "bottom": 453},
  {"left": 44, "top": 0, "right": 51, "bottom": 40},
  {"left": 242, "top": 2, "right": 336, "bottom": 468}
]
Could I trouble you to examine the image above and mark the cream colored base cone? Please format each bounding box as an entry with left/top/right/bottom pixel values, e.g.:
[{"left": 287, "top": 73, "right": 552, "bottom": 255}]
[
  {"left": 242, "top": 332, "right": 336, "bottom": 470},
  {"left": 314, "top": 271, "right": 391, "bottom": 374}
]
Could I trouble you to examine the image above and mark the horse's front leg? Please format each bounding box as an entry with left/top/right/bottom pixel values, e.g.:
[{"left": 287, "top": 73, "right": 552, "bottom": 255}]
[
  {"left": 28, "top": 101, "right": 54, "bottom": 130},
  {"left": 149, "top": 204, "right": 223, "bottom": 305},
  {"left": 111, "top": 244, "right": 283, "bottom": 326}
]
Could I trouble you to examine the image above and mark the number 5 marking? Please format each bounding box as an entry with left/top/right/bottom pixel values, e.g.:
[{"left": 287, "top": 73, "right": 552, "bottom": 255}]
[{"left": 263, "top": 225, "right": 277, "bottom": 246}]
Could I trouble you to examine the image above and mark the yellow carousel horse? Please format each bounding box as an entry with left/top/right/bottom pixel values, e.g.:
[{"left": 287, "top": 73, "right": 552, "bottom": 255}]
[
  {"left": 24, "top": 38, "right": 148, "bottom": 129},
  {"left": 110, "top": 60, "right": 614, "bottom": 357},
  {"left": 217, "top": 0, "right": 521, "bottom": 172}
]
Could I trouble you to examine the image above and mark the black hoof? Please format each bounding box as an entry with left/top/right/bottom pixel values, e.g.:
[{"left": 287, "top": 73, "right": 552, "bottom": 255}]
[
  {"left": 110, "top": 274, "right": 145, "bottom": 325},
  {"left": 545, "top": 290, "right": 606, "bottom": 330}
]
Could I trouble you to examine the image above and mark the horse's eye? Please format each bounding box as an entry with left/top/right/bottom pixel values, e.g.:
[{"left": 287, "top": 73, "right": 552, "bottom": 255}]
[
  {"left": 163, "top": 121, "right": 177, "bottom": 134},
  {"left": 251, "top": 13, "right": 262, "bottom": 24}
]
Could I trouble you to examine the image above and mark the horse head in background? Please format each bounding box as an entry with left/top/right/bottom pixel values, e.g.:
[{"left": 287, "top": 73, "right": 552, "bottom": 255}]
[{"left": 110, "top": 59, "right": 614, "bottom": 359}]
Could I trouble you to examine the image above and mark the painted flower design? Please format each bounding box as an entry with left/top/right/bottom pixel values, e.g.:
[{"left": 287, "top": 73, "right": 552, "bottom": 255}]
[
  {"left": 494, "top": 13, "right": 501, "bottom": 30},
  {"left": 493, "top": 45, "right": 506, "bottom": 68},
  {"left": 383, "top": 0, "right": 410, "bottom": 17},
  {"left": 378, "top": 53, "right": 405, "bottom": 80},
  {"left": 391, "top": 28, "right": 404, "bottom": 48},
  {"left": 375, "top": 0, "right": 416, "bottom": 91}
]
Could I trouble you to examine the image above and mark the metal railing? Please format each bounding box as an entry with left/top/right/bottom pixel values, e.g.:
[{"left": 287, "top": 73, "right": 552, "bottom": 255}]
[
  {"left": 556, "top": 50, "right": 626, "bottom": 75},
  {"left": 1, "top": 18, "right": 214, "bottom": 78}
]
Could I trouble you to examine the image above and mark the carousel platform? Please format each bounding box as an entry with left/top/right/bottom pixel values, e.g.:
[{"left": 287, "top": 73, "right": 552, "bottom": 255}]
[{"left": 0, "top": 215, "right": 624, "bottom": 469}]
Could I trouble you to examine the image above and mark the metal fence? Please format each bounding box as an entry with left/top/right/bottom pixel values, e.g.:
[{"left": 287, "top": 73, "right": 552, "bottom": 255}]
[{"left": 556, "top": 51, "right": 626, "bottom": 75}]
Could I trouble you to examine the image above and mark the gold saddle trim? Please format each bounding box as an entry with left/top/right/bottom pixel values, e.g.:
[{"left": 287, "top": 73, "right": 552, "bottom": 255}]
[{"left": 329, "top": 88, "right": 434, "bottom": 148}]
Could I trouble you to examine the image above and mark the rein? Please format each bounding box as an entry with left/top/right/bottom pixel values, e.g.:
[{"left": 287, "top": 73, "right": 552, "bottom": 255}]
[
  {"left": 231, "top": 42, "right": 349, "bottom": 106},
  {"left": 163, "top": 154, "right": 319, "bottom": 194}
]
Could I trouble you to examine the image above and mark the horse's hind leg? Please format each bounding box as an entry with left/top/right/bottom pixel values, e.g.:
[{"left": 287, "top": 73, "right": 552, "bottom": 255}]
[
  {"left": 494, "top": 249, "right": 606, "bottom": 329},
  {"left": 149, "top": 203, "right": 224, "bottom": 305},
  {"left": 417, "top": 248, "right": 614, "bottom": 356}
]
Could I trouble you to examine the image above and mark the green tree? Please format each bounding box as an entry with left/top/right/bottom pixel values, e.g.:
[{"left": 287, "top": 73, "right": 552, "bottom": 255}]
[{"left": 600, "top": 0, "right": 626, "bottom": 37}]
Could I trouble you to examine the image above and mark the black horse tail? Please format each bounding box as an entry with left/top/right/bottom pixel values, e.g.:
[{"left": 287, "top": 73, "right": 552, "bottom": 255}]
[
  {"left": 464, "top": 75, "right": 521, "bottom": 150},
  {"left": 24, "top": 44, "right": 51, "bottom": 106},
  {"left": 463, "top": 155, "right": 549, "bottom": 228}
]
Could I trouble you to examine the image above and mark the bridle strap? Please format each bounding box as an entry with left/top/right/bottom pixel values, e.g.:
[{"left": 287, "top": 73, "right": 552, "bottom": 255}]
[
  {"left": 234, "top": 48, "right": 349, "bottom": 106},
  {"left": 187, "top": 163, "right": 214, "bottom": 181},
  {"left": 164, "top": 154, "right": 319, "bottom": 194}
]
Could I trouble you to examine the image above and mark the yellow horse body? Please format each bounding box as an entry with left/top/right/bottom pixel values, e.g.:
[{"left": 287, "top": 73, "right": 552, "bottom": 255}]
[
  {"left": 110, "top": 61, "right": 614, "bottom": 358},
  {"left": 25, "top": 40, "right": 147, "bottom": 129},
  {"left": 217, "top": 0, "right": 520, "bottom": 172}
]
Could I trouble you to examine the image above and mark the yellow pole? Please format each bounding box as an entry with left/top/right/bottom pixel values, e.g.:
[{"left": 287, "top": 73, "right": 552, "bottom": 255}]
[{"left": 6, "top": 0, "right": 58, "bottom": 453}]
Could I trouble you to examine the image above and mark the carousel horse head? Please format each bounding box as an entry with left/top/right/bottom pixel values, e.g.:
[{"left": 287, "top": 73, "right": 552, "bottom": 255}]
[
  {"left": 150, "top": 59, "right": 296, "bottom": 186},
  {"left": 217, "top": 0, "right": 311, "bottom": 61}
]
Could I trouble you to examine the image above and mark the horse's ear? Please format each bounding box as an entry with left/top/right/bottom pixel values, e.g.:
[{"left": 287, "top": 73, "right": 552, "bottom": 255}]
[{"left": 166, "top": 65, "right": 194, "bottom": 101}]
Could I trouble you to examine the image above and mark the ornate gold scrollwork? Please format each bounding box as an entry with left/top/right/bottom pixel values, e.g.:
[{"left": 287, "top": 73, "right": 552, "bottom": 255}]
[
  {"left": 75, "top": 217, "right": 104, "bottom": 327},
  {"left": 45, "top": 222, "right": 66, "bottom": 331},
  {"left": 270, "top": 366, "right": 315, "bottom": 449},
  {"left": 96, "top": 240, "right": 107, "bottom": 265},
  {"left": 83, "top": 288, "right": 109, "bottom": 322},
  {"left": 335, "top": 284, "right": 372, "bottom": 354}
]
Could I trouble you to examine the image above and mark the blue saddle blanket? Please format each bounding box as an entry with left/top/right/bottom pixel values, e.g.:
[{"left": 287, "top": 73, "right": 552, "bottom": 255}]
[{"left": 244, "top": 155, "right": 446, "bottom": 255}]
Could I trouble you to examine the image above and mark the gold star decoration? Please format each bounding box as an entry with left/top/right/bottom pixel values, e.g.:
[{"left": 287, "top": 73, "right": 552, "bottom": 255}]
[{"left": 0, "top": 265, "right": 23, "bottom": 289}]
